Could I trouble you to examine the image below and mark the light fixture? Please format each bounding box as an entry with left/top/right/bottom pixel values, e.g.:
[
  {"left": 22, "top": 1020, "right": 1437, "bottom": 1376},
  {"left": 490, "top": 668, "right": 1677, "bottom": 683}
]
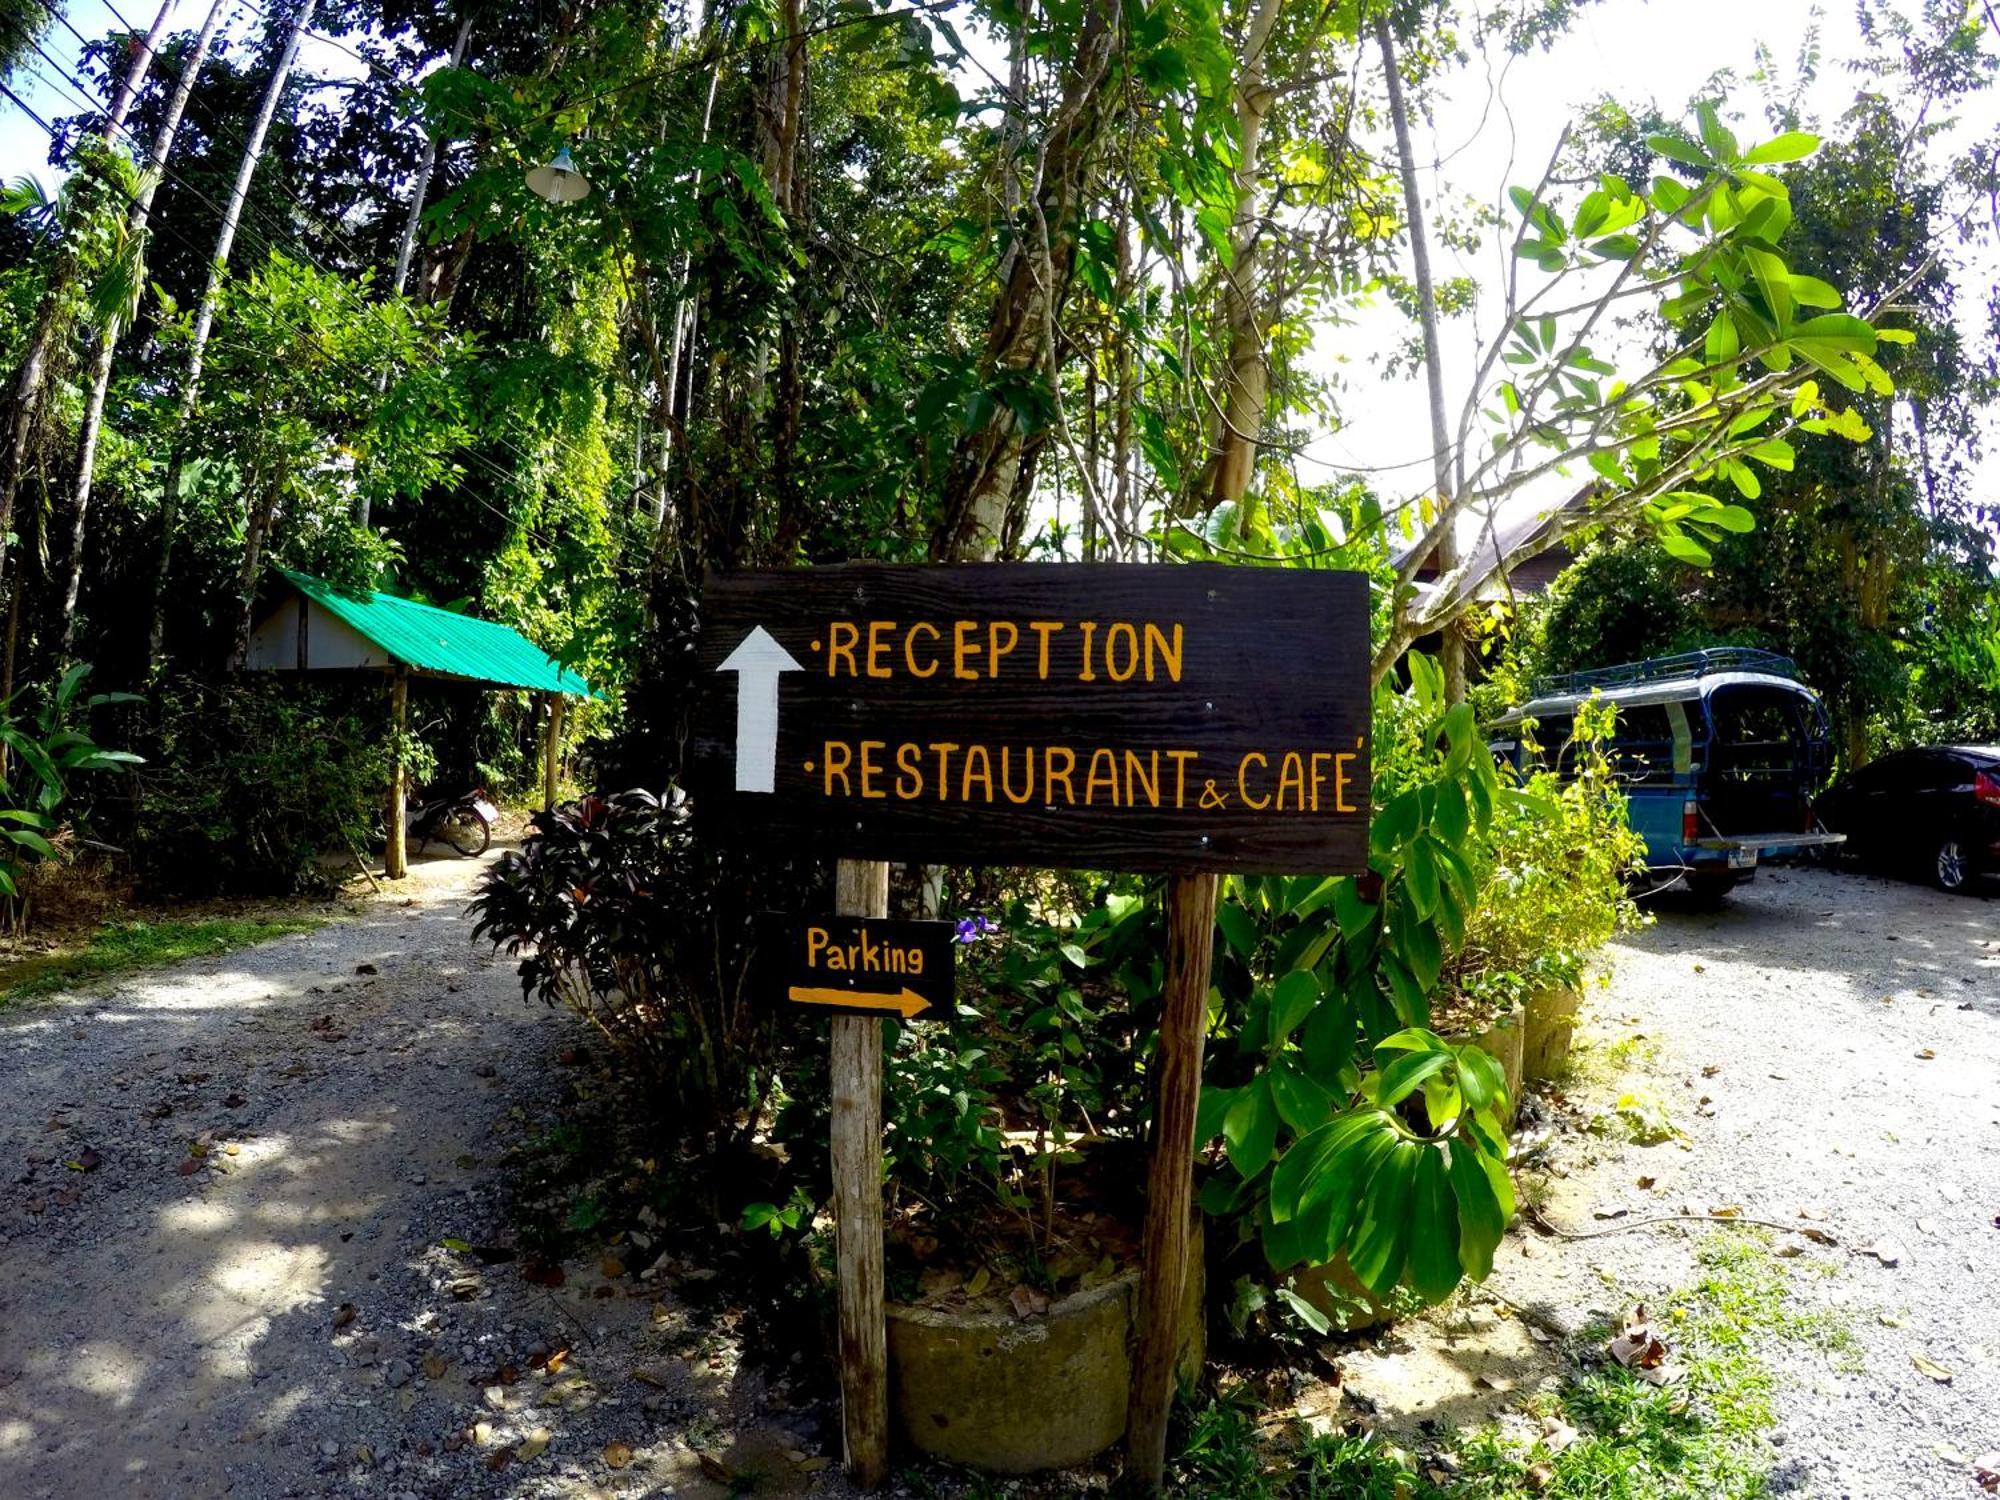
[{"left": 526, "top": 145, "right": 590, "bottom": 204}]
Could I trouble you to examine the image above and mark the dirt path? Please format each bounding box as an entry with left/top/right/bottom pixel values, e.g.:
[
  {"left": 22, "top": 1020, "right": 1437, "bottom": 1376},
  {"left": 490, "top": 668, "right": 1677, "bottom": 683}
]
[
  {"left": 0, "top": 849, "right": 830, "bottom": 1500},
  {"left": 1481, "top": 866, "right": 2000, "bottom": 1496}
]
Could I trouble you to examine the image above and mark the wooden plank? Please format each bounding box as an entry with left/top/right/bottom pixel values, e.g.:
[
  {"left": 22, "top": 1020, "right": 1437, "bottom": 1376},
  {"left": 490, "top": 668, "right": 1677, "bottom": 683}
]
[
  {"left": 688, "top": 563, "right": 1370, "bottom": 874},
  {"left": 782, "top": 915, "right": 955, "bottom": 1018},
  {"left": 1125, "top": 871, "right": 1218, "bottom": 1491},
  {"left": 385, "top": 668, "right": 408, "bottom": 880},
  {"left": 831, "top": 857, "right": 890, "bottom": 1487}
]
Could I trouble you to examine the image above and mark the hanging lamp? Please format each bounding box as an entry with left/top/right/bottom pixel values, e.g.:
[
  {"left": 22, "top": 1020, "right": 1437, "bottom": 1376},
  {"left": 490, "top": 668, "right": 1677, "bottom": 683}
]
[{"left": 526, "top": 145, "right": 591, "bottom": 204}]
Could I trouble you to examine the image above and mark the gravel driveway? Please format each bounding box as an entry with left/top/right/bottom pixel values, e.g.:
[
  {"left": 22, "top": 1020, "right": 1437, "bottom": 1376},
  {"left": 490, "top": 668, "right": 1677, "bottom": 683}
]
[
  {"left": 1489, "top": 864, "right": 2000, "bottom": 1498},
  {"left": 0, "top": 850, "right": 831, "bottom": 1500}
]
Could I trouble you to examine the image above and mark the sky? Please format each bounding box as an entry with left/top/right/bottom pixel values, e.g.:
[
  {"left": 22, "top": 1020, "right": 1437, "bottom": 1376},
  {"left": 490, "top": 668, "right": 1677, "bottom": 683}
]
[{"left": 2, "top": 0, "right": 1994, "bottom": 529}]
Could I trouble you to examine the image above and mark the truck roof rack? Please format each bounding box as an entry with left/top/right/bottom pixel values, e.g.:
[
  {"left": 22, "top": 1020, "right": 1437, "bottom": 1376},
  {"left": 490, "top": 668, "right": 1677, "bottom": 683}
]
[{"left": 1529, "top": 648, "right": 1801, "bottom": 698}]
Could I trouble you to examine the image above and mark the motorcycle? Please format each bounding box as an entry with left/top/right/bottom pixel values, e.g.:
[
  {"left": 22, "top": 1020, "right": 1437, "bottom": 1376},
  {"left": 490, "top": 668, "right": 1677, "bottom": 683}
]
[{"left": 406, "top": 787, "right": 500, "bottom": 858}]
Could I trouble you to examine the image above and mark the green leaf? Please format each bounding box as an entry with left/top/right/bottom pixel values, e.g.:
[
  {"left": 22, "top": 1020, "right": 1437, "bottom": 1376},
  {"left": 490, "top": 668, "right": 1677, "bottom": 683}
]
[
  {"left": 1222, "top": 1076, "right": 1280, "bottom": 1177},
  {"left": 1790, "top": 313, "right": 1877, "bottom": 353},
  {"left": 1269, "top": 1057, "right": 1336, "bottom": 1134},
  {"left": 1193, "top": 1084, "right": 1238, "bottom": 1149},
  {"left": 1275, "top": 1285, "right": 1332, "bottom": 1334},
  {"left": 1332, "top": 877, "right": 1377, "bottom": 941},
  {"left": 1405, "top": 1148, "right": 1464, "bottom": 1302},
  {"left": 1269, "top": 969, "right": 1322, "bottom": 1045},
  {"left": 1269, "top": 1109, "right": 1379, "bottom": 1221},
  {"left": 1347, "top": 1140, "right": 1420, "bottom": 1297},
  {"left": 1742, "top": 130, "right": 1818, "bottom": 164},
  {"left": 1214, "top": 901, "right": 1259, "bottom": 960},
  {"left": 1372, "top": 1048, "right": 1451, "bottom": 1107},
  {"left": 1788, "top": 274, "right": 1842, "bottom": 309},
  {"left": 1445, "top": 1140, "right": 1507, "bottom": 1280},
  {"left": 1647, "top": 134, "right": 1709, "bottom": 169},
  {"left": 1301, "top": 996, "right": 1356, "bottom": 1083}
]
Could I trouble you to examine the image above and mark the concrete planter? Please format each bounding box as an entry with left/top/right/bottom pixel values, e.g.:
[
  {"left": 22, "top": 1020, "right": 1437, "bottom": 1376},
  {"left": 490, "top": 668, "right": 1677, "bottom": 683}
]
[
  {"left": 1522, "top": 985, "right": 1581, "bottom": 1082},
  {"left": 884, "top": 1225, "right": 1204, "bottom": 1473}
]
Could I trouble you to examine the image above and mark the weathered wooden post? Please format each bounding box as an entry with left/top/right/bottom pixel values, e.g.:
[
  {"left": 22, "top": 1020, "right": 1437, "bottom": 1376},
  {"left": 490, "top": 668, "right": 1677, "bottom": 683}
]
[
  {"left": 542, "top": 692, "right": 565, "bottom": 811},
  {"left": 1126, "top": 871, "right": 1218, "bottom": 1490},
  {"left": 385, "top": 666, "right": 409, "bottom": 879},
  {"left": 830, "top": 856, "right": 892, "bottom": 1486}
]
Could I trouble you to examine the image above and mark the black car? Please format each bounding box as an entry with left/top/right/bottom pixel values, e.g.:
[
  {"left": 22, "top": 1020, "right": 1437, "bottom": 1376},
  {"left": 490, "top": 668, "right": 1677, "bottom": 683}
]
[{"left": 1815, "top": 745, "right": 2000, "bottom": 893}]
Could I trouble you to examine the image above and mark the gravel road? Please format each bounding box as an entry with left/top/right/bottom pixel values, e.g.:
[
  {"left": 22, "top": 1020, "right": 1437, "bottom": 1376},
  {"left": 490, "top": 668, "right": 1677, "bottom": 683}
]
[
  {"left": 1489, "top": 864, "right": 2000, "bottom": 1498},
  {"left": 0, "top": 849, "right": 834, "bottom": 1500}
]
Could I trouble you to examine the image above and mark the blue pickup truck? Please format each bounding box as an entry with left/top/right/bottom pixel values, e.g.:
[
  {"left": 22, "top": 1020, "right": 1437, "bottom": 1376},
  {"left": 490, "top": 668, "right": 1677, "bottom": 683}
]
[{"left": 1487, "top": 648, "right": 1847, "bottom": 900}]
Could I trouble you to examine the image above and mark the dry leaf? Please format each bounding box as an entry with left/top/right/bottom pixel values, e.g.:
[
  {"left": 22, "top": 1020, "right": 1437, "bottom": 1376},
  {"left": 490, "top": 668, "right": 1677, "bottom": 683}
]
[
  {"left": 1800, "top": 1226, "right": 1837, "bottom": 1246},
  {"left": 1910, "top": 1352, "right": 1954, "bottom": 1384},
  {"left": 1709, "top": 1205, "right": 1743, "bottom": 1219},
  {"left": 543, "top": 1347, "right": 569, "bottom": 1375},
  {"left": 1856, "top": 1240, "right": 1904, "bottom": 1267},
  {"left": 517, "top": 1431, "right": 550, "bottom": 1461},
  {"left": 1541, "top": 1417, "right": 1580, "bottom": 1454},
  {"left": 1797, "top": 1206, "right": 1827, "bottom": 1221},
  {"left": 332, "top": 1303, "right": 357, "bottom": 1330},
  {"left": 1524, "top": 1461, "right": 1556, "bottom": 1491},
  {"left": 1971, "top": 1451, "right": 1999, "bottom": 1492},
  {"left": 422, "top": 1354, "right": 449, "bottom": 1380},
  {"left": 1915, "top": 1048, "right": 1936, "bottom": 1060},
  {"left": 1606, "top": 1305, "right": 1678, "bottom": 1385},
  {"left": 603, "top": 1440, "right": 635, "bottom": 1470},
  {"left": 600, "top": 1257, "right": 625, "bottom": 1279},
  {"left": 698, "top": 1451, "right": 732, "bottom": 1483},
  {"left": 1636, "top": 1175, "right": 1656, "bottom": 1189},
  {"left": 1008, "top": 1284, "right": 1051, "bottom": 1319},
  {"left": 630, "top": 1368, "right": 669, "bottom": 1389},
  {"left": 965, "top": 1266, "right": 992, "bottom": 1297}
]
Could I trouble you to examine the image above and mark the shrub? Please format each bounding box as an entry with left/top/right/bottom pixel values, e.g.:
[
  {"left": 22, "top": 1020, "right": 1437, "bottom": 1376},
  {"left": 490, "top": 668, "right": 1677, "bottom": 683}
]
[
  {"left": 127, "top": 679, "right": 396, "bottom": 898},
  {"left": 467, "top": 789, "right": 821, "bottom": 1150}
]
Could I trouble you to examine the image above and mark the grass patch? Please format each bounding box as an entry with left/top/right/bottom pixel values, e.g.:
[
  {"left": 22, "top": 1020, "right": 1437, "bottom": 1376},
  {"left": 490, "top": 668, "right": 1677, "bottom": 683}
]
[
  {"left": 0, "top": 916, "right": 325, "bottom": 1003},
  {"left": 1172, "top": 1235, "right": 1850, "bottom": 1499}
]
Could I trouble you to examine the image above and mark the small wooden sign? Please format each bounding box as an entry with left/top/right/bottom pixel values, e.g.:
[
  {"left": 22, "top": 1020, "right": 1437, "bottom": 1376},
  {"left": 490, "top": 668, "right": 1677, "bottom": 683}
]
[
  {"left": 782, "top": 916, "right": 955, "bottom": 1020},
  {"left": 689, "top": 563, "right": 1372, "bottom": 874}
]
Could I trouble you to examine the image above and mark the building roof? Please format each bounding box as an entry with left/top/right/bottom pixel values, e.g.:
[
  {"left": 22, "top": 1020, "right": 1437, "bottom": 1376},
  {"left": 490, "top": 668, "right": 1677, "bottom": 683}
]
[{"left": 275, "top": 569, "right": 594, "bottom": 697}]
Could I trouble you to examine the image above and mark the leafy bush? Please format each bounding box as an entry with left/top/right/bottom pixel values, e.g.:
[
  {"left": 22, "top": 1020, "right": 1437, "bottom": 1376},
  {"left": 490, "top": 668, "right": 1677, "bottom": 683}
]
[
  {"left": 0, "top": 664, "right": 142, "bottom": 921},
  {"left": 468, "top": 789, "right": 820, "bottom": 1150},
  {"left": 127, "top": 679, "right": 394, "bottom": 898}
]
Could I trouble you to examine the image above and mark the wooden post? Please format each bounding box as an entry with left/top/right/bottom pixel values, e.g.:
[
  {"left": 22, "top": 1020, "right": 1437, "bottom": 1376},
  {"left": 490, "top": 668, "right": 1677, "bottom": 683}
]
[
  {"left": 541, "top": 693, "right": 565, "bottom": 811},
  {"left": 1126, "top": 871, "right": 1218, "bottom": 1492},
  {"left": 384, "top": 667, "right": 409, "bottom": 880},
  {"left": 831, "top": 856, "right": 891, "bottom": 1487}
]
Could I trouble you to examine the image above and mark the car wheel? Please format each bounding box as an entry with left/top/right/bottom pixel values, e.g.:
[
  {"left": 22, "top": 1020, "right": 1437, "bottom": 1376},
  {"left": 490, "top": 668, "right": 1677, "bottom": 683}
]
[{"left": 1933, "top": 837, "right": 1972, "bottom": 893}]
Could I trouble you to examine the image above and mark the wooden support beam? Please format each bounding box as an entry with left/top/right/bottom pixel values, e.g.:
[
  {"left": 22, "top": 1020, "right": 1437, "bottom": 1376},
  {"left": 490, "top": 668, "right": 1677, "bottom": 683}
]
[
  {"left": 1126, "top": 871, "right": 1218, "bottom": 1491},
  {"left": 542, "top": 693, "right": 565, "bottom": 811},
  {"left": 832, "top": 856, "right": 891, "bottom": 1487},
  {"left": 384, "top": 667, "right": 409, "bottom": 880}
]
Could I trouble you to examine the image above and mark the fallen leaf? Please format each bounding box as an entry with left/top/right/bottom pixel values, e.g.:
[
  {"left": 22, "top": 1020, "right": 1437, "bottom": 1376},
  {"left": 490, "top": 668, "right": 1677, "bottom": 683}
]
[
  {"left": 175, "top": 1157, "right": 201, "bottom": 1177},
  {"left": 630, "top": 1368, "right": 669, "bottom": 1389},
  {"left": 70, "top": 1148, "right": 102, "bottom": 1173},
  {"left": 1541, "top": 1417, "right": 1579, "bottom": 1454},
  {"left": 1800, "top": 1227, "right": 1838, "bottom": 1247},
  {"left": 965, "top": 1265, "right": 992, "bottom": 1297},
  {"left": 543, "top": 1347, "right": 569, "bottom": 1376},
  {"left": 1636, "top": 1176, "right": 1656, "bottom": 1190},
  {"left": 1701, "top": 1064, "right": 1720, "bottom": 1077},
  {"left": 517, "top": 1431, "right": 550, "bottom": 1461},
  {"left": 600, "top": 1256, "right": 625, "bottom": 1279},
  {"left": 1910, "top": 1352, "right": 1954, "bottom": 1384},
  {"left": 332, "top": 1303, "right": 357, "bottom": 1330},
  {"left": 1592, "top": 1208, "right": 1629, "bottom": 1221},
  {"left": 1856, "top": 1240, "right": 1905, "bottom": 1267},
  {"left": 422, "top": 1354, "right": 449, "bottom": 1380},
  {"left": 440, "top": 1237, "right": 472, "bottom": 1253},
  {"left": 1915, "top": 1048, "right": 1936, "bottom": 1060},
  {"left": 485, "top": 1447, "right": 515, "bottom": 1471},
  {"left": 603, "top": 1440, "right": 634, "bottom": 1470},
  {"left": 1524, "top": 1461, "right": 1556, "bottom": 1491},
  {"left": 1709, "top": 1205, "right": 1743, "bottom": 1219},
  {"left": 798, "top": 1456, "right": 833, "bottom": 1472},
  {"left": 1009, "top": 1284, "right": 1051, "bottom": 1319},
  {"left": 1607, "top": 1305, "right": 1678, "bottom": 1385},
  {"left": 698, "top": 1451, "right": 731, "bottom": 1482},
  {"left": 522, "top": 1262, "right": 566, "bottom": 1288},
  {"left": 1796, "top": 1205, "right": 1827, "bottom": 1221},
  {"left": 1775, "top": 1244, "right": 1804, "bottom": 1258}
]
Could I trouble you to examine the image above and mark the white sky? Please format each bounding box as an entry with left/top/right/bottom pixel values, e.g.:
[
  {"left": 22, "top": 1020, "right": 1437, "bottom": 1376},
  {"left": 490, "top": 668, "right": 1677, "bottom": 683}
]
[{"left": 2, "top": 0, "right": 1994, "bottom": 527}]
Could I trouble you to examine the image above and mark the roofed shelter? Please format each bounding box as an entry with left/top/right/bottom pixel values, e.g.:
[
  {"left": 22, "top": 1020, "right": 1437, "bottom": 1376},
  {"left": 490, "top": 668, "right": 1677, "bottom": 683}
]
[{"left": 246, "top": 569, "right": 593, "bottom": 878}]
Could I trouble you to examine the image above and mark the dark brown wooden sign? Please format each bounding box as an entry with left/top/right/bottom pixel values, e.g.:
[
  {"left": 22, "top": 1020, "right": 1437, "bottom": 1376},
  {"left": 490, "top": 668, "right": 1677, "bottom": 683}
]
[
  {"left": 779, "top": 916, "right": 955, "bottom": 1019},
  {"left": 688, "top": 563, "right": 1371, "bottom": 873}
]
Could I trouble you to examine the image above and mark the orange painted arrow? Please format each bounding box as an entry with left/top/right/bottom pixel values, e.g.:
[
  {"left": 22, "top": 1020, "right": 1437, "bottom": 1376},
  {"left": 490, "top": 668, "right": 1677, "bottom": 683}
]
[{"left": 787, "top": 984, "right": 930, "bottom": 1019}]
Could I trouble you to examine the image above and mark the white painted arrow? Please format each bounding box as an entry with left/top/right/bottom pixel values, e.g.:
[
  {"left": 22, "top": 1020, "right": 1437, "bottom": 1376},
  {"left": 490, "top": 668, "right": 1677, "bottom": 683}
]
[{"left": 716, "top": 626, "right": 805, "bottom": 793}]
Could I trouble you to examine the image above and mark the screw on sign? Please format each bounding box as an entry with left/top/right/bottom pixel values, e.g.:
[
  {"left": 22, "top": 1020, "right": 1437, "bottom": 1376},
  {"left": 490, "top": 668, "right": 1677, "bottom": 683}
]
[{"left": 694, "top": 562, "right": 1371, "bottom": 1492}]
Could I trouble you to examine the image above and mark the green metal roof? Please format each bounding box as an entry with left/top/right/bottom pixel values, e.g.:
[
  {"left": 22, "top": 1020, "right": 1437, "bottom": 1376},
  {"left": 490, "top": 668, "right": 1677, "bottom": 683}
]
[{"left": 280, "top": 570, "right": 594, "bottom": 697}]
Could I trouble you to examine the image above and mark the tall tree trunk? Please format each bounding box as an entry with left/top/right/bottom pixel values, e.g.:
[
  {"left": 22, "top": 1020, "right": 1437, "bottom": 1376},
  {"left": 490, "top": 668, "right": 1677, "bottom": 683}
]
[
  {"left": 1195, "top": 0, "right": 1285, "bottom": 527},
  {"left": 1377, "top": 16, "right": 1464, "bottom": 702},
  {"left": 933, "top": 0, "right": 1122, "bottom": 561},
  {"left": 356, "top": 15, "right": 473, "bottom": 529},
  {"left": 145, "top": 0, "right": 317, "bottom": 675},
  {"left": 0, "top": 0, "right": 173, "bottom": 581},
  {"left": 231, "top": 469, "right": 279, "bottom": 670},
  {"left": 59, "top": 0, "right": 228, "bottom": 655}
]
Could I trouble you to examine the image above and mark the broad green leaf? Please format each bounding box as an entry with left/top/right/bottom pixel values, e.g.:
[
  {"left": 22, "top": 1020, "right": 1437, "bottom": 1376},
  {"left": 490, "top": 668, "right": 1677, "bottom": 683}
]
[
  {"left": 1788, "top": 273, "right": 1841, "bottom": 309},
  {"left": 1193, "top": 1084, "right": 1238, "bottom": 1149},
  {"left": 1223, "top": 1076, "right": 1279, "bottom": 1177},
  {"left": 1743, "top": 130, "right": 1818, "bottom": 164},
  {"left": 1405, "top": 1148, "right": 1464, "bottom": 1302},
  {"left": 1372, "top": 1048, "right": 1451, "bottom": 1106},
  {"left": 1301, "top": 994, "right": 1356, "bottom": 1083},
  {"left": 1214, "top": 901, "right": 1259, "bottom": 959},
  {"left": 1347, "top": 1140, "right": 1420, "bottom": 1297},
  {"left": 1647, "top": 134, "right": 1708, "bottom": 169},
  {"left": 1275, "top": 1285, "right": 1331, "bottom": 1334},
  {"left": 1790, "top": 313, "right": 1877, "bottom": 352},
  {"left": 1445, "top": 1140, "right": 1507, "bottom": 1280},
  {"left": 1270, "top": 1109, "right": 1380, "bottom": 1220},
  {"left": 1269, "top": 1057, "right": 1336, "bottom": 1134},
  {"left": 1270, "top": 969, "right": 1322, "bottom": 1044}
]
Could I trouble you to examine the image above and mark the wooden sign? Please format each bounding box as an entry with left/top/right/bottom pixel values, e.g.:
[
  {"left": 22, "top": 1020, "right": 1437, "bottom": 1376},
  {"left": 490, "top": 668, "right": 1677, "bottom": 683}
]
[
  {"left": 781, "top": 916, "right": 954, "bottom": 1020},
  {"left": 689, "top": 563, "right": 1371, "bottom": 874}
]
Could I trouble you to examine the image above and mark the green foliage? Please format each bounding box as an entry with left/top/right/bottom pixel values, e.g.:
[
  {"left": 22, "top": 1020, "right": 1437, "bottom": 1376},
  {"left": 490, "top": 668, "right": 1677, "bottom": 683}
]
[
  {"left": 128, "top": 680, "right": 394, "bottom": 899},
  {"left": 0, "top": 663, "right": 142, "bottom": 910}
]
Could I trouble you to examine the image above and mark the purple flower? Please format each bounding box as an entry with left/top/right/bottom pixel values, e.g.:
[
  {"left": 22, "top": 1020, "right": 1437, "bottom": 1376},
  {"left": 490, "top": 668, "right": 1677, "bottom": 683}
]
[{"left": 953, "top": 915, "right": 999, "bottom": 944}]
